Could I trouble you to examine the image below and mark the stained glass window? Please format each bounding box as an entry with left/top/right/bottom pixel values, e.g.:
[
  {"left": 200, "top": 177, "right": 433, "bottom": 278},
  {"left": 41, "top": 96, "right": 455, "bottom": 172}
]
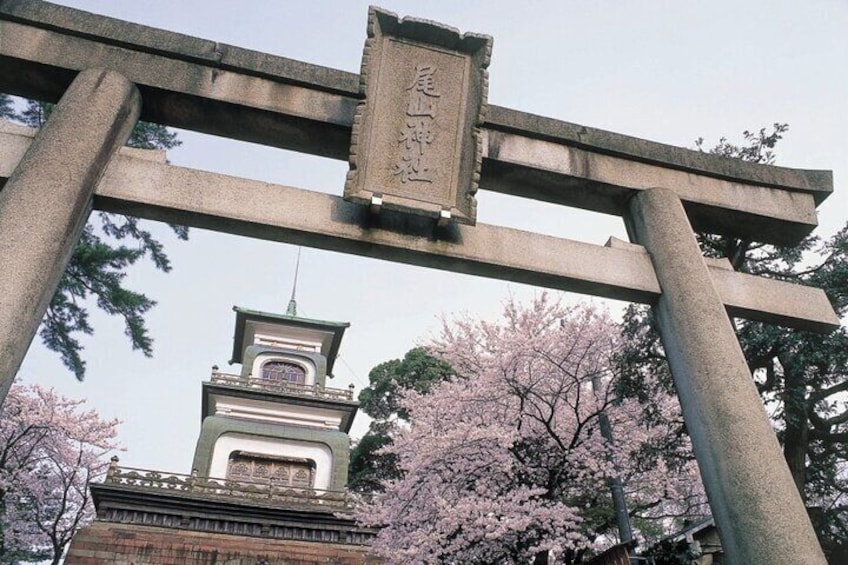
[{"left": 261, "top": 360, "right": 306, "bottom": 384}]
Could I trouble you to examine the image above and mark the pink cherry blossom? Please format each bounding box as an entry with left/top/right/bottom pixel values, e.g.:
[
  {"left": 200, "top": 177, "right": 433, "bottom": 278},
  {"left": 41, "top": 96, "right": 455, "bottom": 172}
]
[
  {"left": 0, "top": 384, "right": 121, "bottom": 564},
  {"left": 355, "top": 294, "right": 706, "bottom": 564}
]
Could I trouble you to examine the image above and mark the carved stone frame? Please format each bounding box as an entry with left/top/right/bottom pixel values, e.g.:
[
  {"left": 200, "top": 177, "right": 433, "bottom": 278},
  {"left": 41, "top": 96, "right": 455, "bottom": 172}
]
[{"left": 345, "top": 6, "right": 492, "bottom": 225}]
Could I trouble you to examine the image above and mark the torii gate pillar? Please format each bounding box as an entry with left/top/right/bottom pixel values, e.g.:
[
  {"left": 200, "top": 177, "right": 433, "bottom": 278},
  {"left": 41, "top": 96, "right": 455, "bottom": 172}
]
[
  {"left": 627, "top": 187, "right": 826, "bottom": 565},
  {"left": 0, "top": 69, "right": 140, "bottom": 396}
]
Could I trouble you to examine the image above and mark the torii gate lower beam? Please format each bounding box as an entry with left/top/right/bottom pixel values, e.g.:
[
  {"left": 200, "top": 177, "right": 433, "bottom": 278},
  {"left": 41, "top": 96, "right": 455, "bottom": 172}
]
[
  {"left": 627, "top": 188, "right": 826, "bottom": 564},
  {"left": 0, "top": 69, "right": 139, "bottom": 400},
  {"left": 0, "top": 122, "right": 837, "bottom": 337}
]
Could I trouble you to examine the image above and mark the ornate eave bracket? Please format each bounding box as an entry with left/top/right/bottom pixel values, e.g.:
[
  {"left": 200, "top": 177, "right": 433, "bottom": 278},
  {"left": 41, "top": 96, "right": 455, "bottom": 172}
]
[{"left": 344, "top": 6, "right": 492, "bottom": 225}]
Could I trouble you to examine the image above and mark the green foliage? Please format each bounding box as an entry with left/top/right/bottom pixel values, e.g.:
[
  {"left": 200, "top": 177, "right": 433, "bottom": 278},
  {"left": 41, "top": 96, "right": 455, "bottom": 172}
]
[
  {"left": 0, "top": 94, "right": 14, "bottom": 119},
  {"left": 349, "top": 347, "right": 454, "bottom": 492},
  {"left": 0, "top": 538, "right": 50, "bottom": 565},
  {"left": 619, "top": 124, "right": 848, "bottom": 561},
  {"left": 358, "top": 346, "right": 454, "bottom": 421},
  {"left": 694, "top": 124, "right": 792, "bottom": 271},
  {"left": 348, "top": 421, "right": 400, "bottom": 494},
  {"left": 125, "top": 120, "right": 180, "bottom": 151},
  {"left": 4, "top": 98, "right": 186, "bottom": 379},
  {"left": 694, "top": 122, "right": 788, "bottom": 165}
]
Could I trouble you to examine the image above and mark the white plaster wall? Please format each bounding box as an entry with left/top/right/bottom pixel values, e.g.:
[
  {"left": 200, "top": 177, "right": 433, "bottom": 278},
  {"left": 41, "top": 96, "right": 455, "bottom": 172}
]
[
  {"left": 211, "top": 395, "right": 344, "bottom": 429},
  {"left": 254, "top": 332, "right": 321, "bottom": 353},
  {"left": 209, "top": 432, "right": 333, "bottom": 490}
]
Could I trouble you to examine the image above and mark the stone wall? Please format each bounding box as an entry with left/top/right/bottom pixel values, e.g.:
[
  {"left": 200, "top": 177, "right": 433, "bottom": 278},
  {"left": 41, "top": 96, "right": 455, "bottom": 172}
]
[{"left": 65, "top": 521, "right": 381, "bottom": 565}]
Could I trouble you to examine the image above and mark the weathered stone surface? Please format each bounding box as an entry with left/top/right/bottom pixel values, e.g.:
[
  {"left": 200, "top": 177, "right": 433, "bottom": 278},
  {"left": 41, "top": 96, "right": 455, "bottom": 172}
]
[
  {"left": 0, "top": 1, "right": 832, "bottom": 245},
  {"left": 92, "top": 145, "right": 662, "bottom": 304},
  {"left": 604, "top": 236, "right": 839, "bottom": 332},
  {"left": 0, "top": 0, "right": 360, "bottom": 95},
  {"left": 0, "top": 68, "right": 140, "bottom": 404},
  {"left": 626, "top": 188, "right": 827, "bottom": 565},
  {"left": 0, "top": 127, "right": 835, "bottom": 332},
  {"left": 710, "top": 265, "right": 838, "bottom": 331},
  {"left": 345, "top": 7, "right": 491, "bottom": 224},
  {"left": 486, "top": 105, "right": 832, "bottom": 203},
  {"left": 483, "top": 130, "right": 820, "bottom": 245},
  {"left": 0, "top": 18, "right": 357, "bottom": 159}
]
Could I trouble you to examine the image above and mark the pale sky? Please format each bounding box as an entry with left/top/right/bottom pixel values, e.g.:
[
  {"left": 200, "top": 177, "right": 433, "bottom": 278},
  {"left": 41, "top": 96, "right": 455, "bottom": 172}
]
[{"left": 16, "top": 0, "right": 848, "bottom": 474}]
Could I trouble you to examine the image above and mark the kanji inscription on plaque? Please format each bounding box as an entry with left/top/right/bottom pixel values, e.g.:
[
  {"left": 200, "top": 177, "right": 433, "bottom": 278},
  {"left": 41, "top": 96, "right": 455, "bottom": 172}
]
[{"left": 345, "top": 7, "right": 492, "bottom": 225}]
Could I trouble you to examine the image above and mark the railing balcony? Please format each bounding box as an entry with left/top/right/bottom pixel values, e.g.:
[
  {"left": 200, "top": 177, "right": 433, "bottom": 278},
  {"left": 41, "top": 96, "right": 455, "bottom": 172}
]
[
  {"left": 104, "top": 459, "right": 354, "bottom": 511},
  {"left": 210, "top": 369, "right": 355, "bottom": 401}
]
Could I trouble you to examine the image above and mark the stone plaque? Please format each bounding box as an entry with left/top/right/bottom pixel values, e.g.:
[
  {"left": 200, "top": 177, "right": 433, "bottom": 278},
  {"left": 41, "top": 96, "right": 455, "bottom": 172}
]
[{"left": 345, "top": 7, "right": 492, "bottom": 225}]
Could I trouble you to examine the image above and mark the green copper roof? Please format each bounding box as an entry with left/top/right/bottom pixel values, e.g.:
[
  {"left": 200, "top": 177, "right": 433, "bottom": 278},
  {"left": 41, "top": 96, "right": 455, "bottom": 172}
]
[{"left": 230, "top": 307, "right": 349, "bottom": 374}]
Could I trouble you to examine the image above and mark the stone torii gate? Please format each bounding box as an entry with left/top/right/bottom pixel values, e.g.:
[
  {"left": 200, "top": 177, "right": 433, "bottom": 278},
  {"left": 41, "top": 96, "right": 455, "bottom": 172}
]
[{"left": 0, "top": 3, "right": 840, "bottom": 564}]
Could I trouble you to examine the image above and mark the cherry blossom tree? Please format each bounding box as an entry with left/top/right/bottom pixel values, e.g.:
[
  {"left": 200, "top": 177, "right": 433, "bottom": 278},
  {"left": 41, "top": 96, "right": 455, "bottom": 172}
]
[
  {"left": 355, "top": 295, "right": 705, "bottom": 564},
  {"left": 0, "top": 384, "right": 120, "bottom": 564},
  {"left": 350, "top": 347, "right": 454, "bottom": 493}
]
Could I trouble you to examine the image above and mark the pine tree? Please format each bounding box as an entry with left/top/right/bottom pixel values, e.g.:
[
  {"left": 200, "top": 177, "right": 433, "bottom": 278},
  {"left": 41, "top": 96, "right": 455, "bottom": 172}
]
[
  {"left": 349, "top": 347, "right": 454, "bottom": 493},
  {"left": 4, "top": 98, "right": 187, "bottom": 379}
]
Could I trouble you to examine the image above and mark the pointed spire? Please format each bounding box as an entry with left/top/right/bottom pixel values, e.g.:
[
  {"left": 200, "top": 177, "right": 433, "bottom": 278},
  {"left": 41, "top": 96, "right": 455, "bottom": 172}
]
[{"left": 286, "top": 247, "right": 301, "bottom": 317}]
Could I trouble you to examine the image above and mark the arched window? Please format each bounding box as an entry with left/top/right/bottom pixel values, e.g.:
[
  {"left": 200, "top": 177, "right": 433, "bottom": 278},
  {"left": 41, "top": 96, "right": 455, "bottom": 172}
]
[{"left": 261, "top": 360, "right": 306, "bottom": 385}]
